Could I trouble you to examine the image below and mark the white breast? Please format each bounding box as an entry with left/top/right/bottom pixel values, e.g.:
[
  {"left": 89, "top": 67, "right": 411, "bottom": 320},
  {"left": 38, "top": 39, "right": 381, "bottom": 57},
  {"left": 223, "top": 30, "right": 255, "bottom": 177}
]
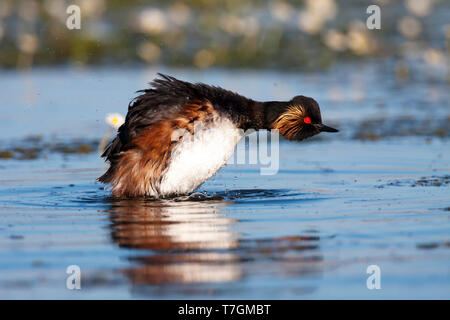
[{"left": 159, "top": 117, "right": 243, "bottom": 196}]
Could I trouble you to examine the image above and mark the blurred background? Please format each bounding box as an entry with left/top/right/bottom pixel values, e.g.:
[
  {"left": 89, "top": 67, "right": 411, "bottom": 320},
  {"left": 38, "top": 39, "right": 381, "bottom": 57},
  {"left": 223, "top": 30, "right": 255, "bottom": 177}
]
[
  {"left": 0, "top": 0, "right": 448, "bottom": 158},
  {"left": 0, "top": 0, "right": 449, "bottom": 70},
  {"left": 0, "top": 0, "right": 448, "bottom": 146}
]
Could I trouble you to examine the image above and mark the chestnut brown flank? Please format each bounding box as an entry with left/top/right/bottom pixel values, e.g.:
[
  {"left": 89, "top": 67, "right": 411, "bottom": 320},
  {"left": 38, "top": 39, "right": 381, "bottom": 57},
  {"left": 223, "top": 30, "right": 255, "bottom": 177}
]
[{"left": 104, "top": 101, "right": 215, "bottom": 198}]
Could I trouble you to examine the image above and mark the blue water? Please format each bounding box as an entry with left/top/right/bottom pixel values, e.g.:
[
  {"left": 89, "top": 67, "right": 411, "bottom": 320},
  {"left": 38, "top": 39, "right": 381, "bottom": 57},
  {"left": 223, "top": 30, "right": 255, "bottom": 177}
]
[{"left": 0, "top": 62, "right": 449, "bottom": 299}]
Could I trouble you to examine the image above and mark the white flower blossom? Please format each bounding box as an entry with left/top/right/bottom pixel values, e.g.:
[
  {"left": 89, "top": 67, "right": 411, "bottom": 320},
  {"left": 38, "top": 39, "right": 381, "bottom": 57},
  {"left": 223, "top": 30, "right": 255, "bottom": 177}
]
[{"left": 106, "top": 113, "right": 124, "bottom": 129}]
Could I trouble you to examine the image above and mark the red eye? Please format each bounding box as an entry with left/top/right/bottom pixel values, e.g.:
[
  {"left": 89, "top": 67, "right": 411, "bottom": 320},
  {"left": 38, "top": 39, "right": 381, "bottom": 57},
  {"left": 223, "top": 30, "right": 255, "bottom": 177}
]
[{"left": 304, "top": 117, "right": 311, "bottom": 124}]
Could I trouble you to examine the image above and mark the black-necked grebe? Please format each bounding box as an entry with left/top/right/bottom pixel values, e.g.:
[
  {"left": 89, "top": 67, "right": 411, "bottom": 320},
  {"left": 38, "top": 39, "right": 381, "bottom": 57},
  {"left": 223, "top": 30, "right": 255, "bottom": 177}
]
[{"left": 98, "top": 74, "right": 338, "bottom": 198}]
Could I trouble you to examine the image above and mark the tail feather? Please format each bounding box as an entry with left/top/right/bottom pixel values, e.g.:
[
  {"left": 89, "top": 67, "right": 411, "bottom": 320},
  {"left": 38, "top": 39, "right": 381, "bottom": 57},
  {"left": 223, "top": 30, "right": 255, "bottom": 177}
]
[{"left": 97, "top": 164, "right": 115, "bottom": 183}]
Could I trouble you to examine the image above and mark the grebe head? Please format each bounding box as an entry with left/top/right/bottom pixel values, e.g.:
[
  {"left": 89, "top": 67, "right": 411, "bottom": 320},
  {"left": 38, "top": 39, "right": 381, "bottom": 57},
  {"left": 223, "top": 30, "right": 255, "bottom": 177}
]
[{"left": 269, "top": 95, "right": 338, "bottom": 141}]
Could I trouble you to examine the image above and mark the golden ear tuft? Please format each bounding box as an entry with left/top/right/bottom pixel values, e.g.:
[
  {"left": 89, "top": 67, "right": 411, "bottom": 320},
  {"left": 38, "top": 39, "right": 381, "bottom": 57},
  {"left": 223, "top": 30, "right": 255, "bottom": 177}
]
[{"left": 271, "top": 105, "right": 306, "bottom": 139}]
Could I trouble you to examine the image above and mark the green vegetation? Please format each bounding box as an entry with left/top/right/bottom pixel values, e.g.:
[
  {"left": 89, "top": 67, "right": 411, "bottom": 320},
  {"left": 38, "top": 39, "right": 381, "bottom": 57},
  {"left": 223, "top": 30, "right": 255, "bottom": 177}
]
[{"left": 0, "top": 0, "right": 447, "bottom": 70}]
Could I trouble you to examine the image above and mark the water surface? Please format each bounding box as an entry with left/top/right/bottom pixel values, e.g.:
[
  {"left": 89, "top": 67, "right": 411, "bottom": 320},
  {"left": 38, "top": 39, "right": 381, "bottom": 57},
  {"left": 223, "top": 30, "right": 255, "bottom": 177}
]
[{"left": 0, "top": 62, "right": 449, "bottom": 299}]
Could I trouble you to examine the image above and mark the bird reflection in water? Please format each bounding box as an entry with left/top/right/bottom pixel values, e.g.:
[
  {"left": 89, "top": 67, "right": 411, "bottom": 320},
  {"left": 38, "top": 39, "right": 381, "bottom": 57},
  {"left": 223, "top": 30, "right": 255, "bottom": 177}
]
[
  {"left": 109, "top": 198, "right": 242, "bottom": 284},
  {"left": 107, "top": 192, "right": 324, "bottom": 295}
]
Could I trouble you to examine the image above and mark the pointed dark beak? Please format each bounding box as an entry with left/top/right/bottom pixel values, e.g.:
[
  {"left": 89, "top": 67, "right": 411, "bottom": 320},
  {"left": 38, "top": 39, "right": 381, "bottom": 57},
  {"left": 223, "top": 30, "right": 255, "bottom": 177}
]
[{"left": 316, "top": 123, "right": 339, "bottom": 133}]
